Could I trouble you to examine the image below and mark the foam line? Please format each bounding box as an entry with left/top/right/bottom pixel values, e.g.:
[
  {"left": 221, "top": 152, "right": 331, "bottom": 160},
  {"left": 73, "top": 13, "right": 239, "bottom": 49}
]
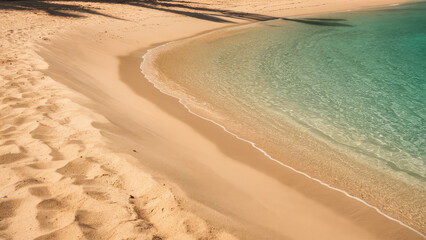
[{"left": 140, "top": 26, "right": 425, "bottom": 239}]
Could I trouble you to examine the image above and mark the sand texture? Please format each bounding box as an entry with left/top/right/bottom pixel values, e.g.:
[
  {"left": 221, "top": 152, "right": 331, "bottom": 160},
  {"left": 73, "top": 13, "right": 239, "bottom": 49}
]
[{"left": 0, "top": 0, "right": 422, "bottom": 240}]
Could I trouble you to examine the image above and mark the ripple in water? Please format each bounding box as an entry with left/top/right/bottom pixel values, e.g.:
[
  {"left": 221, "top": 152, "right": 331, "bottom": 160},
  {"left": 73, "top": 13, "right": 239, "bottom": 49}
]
[{"left": 143, "top": 1, "right": 426, "bottom": 230}]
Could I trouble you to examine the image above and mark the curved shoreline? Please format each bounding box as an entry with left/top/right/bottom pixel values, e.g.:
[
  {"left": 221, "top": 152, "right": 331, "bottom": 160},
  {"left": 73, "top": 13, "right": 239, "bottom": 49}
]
[
  {"left": 2, "top": 0, "right": 422, "bottom": 239},
  {"left": 140, "top": 8, "right": 425, "bottom": 238}
]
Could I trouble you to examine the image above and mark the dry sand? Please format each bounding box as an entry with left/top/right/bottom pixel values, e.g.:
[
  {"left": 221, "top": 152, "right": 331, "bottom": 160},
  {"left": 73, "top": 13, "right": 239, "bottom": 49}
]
[{"left": 0, "top": 0, "right": 422, "bottom": 240}]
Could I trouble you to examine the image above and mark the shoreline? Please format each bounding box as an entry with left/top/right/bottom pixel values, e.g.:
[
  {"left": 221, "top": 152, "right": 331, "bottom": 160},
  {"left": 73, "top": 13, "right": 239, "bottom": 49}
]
[
  {"left": 121, "top": 47, "right": 424, "bottom": 240},
  {"left": 128, "top": 3, "right": 423, "bottom": 235},
  {"left": 141, "top": 4, "right": 425, "bottom": 237},
  {"left": 141, "top": 21, "right": 426, "bottom": 237},
  {"left": 1, "top": 0, "right": 423, "bottom": 239}
]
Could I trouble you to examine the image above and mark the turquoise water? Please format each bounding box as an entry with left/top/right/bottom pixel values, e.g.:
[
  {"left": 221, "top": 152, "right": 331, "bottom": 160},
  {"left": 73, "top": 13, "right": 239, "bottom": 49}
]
[
  {"left": 261, "top": 3, "right": 426, "bottom": 182},
  {"left": 142, "top": 4, "right": 426, "bottom": 226},
  {"left": 205, "top": 2, "right": 426, "bottom": 183},
  {"left": 151, "top": 2, "right": 426, "bottom": 188},
  {"left": 142, "top": 1, "right": 426, "bottom": 229}
]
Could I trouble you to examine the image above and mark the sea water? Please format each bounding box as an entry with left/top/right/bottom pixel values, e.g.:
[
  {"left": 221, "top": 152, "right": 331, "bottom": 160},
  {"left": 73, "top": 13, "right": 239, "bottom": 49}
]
[{"left": 142, "top": 1, "right": 426, "bottom": 229}]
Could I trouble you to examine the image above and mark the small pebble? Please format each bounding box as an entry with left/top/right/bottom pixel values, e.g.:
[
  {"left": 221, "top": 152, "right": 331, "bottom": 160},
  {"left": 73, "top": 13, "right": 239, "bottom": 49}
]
[{"left": 132, "top": 149, "right": 137, "bottom": 153}]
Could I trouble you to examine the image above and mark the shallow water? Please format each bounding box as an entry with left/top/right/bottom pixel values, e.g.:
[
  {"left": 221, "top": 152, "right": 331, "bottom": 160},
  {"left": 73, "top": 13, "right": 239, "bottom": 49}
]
[{"left": 142, "top": 1, "right": 426, "bottom": 231}]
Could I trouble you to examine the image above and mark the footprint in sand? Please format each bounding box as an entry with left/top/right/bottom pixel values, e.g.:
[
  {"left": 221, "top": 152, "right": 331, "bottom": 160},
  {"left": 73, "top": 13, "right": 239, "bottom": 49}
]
[
  {"left": 0, "top": 199, "right": 21, "bottom": 233},
  {"left": 0, "top": 152, "right": 27, "bottom": 165},
  {"left": 35, "top": 197, "right": 74, "bottom": 230},
  {"left": 29, "top": 186, "right": 51, "bottom": 198}
]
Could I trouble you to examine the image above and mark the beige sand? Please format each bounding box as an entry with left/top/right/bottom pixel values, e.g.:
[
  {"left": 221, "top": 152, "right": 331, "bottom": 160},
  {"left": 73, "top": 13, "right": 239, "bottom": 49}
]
[{"left": 0, "top": 1, "right": 422, "bottom": 240}]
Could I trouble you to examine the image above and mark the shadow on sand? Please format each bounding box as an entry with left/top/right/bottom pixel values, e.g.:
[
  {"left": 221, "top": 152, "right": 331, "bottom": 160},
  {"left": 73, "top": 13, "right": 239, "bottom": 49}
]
[{"left": 0, "top": 0, "right": 352, "bottom": 26}]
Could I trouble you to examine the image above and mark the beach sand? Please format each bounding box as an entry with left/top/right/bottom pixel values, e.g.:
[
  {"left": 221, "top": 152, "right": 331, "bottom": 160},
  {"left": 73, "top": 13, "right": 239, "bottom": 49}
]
[{"left": 0, "top": 0, "right": 422, "bottom": 239}]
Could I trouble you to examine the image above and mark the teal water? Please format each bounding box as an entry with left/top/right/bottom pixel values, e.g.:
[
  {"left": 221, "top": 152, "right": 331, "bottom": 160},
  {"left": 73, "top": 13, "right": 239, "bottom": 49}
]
[
  {"left": 143, "top": 1, "right": 426, "bottom": 226},
  {"left": 259, "top": 3, "right": 426, "bottom": 182},
  {"left": 205, "top": 2, "right": 426, "bottom": 183}
]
